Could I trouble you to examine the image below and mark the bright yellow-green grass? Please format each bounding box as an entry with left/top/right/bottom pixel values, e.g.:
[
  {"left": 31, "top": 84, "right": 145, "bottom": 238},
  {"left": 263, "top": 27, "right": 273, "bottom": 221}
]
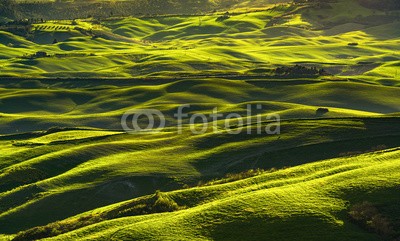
[
  {"left": 17, "top": 130, "right": 123, "bottom": 144},
  {"left": 1, "top": 116, "right": 400, "bottom": 238},
  {"left": 55, "top": 148, "right": 400, "bottom": 241},
  {"left": 1, "top": 77, "right": 399, "bottom": 137},
  {"left": 1, "top": 0, "right": 399, "bottom": 81},
  {"left": 0, "top": 0, "right": 400, "bottom": 240},
  {"left": 4, "top": 146, "right": 400, "bottom": 241}
]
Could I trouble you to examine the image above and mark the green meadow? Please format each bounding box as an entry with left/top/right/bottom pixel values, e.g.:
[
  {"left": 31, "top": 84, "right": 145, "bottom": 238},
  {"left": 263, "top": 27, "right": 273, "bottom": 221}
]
[
  {"left": 0, "top": 0, "right": 399, "bottom": 240},
  {"left": 1, "top": 1, "right": 399, "bottom": 80}
]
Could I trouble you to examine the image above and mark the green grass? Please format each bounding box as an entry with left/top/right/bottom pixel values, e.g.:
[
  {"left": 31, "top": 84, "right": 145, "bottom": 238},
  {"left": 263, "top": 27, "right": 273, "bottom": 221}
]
[
  {"left": 1, "top": 116, "right": 400, "bottom": 237},
  {"left": 0, "top": 0, "right": 399, "bottom": 80},
  {"left": 0, "top": 77, "right": 399, "bottom": 135},
  {"left": 0, "top": 0, "right": 399, "bottom": 240},
  {"left": 7, "top": 147, "right": 400, "bottom": 241}
]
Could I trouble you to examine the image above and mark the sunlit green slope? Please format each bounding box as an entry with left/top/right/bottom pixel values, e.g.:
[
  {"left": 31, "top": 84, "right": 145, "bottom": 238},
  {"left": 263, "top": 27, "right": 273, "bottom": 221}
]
[
  {"left": 0, "top": 116, "right": 400, "bottom": 238},
  {"left": 1, "top": 77, "right": 399, "bottom": 135},
  {"left": 0, "top": 0, "right": 399, "bottom": 80},
  {"left": 0, "top": 0, "right": 399, "bottom": 240},
  {"left": 7, "top": 147, "right": 400, "bottom": 241}
]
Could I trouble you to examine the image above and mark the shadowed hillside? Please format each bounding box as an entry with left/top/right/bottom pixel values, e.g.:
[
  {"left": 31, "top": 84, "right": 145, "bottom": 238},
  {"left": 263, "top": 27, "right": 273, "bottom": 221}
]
[{"left": 0, "top": 0, "right": 399, "bottom": 240}]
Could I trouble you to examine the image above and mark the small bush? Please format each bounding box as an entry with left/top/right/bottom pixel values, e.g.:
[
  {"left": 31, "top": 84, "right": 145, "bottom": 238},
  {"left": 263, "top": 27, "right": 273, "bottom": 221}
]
[
  {"left": 316, "top": 107, "right": 329, "bottom": 116},
  {"left": 349, "top": 202, "right": 394, "bottom": 238},
  {"left": 369, "top": 215, "right": 393, "bottom": 237},
  {"left": 216, "top": 12, "right": 230, "bottom": 22},
  {"left": 152, "top": 190, "right": 180, "bottom": 212},
  {"left": 117, "top": 190, "right": 180, "bottom": 217},
  {"left": 13, "top": 214, "right": 102, "bottom": 241},
  {"left": 348, "top": 42, "right": 359, "bottom": 46}
]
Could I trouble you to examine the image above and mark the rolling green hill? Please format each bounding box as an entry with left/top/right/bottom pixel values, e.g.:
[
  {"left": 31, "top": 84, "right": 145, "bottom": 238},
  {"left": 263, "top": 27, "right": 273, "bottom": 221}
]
[
  {"left": 0, "top": 77, "right": 399, "bottom": 134},
  {"left": 0, "top": 0, "right": 399, "bottom": 80},
  {"left": 3, "top": 143, "right": 400, "bottom": 241},
  {"left": 43, "top": 147, "right": 400, "bottom": 241},
  {"left": 0, "top": 0, "right": 399, "bottom": 240},
  {"left": 1, "top": 116, "right": 400, "bottom": 240}
]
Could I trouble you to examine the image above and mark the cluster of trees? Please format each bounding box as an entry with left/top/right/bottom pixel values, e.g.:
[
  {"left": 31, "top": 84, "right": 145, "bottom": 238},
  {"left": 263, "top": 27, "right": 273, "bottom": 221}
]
[
  {"left": 0, "top": 18, "right": 46, "bottom": 39},
  {"left": 0, "top": 0, "right": 16, "bottom": 19},
  {"left": 293, "top": 0, "right": 338, "bottom": 5},
  {"left": 274, "top": 65, "right": 328, "bottom": 77},
  {"left": 358, "top": 0, "right": 400, "bottom": 10},
  {"left": 0, "top": 25, "right": 32, "bottom": 39},
  {"left": 6, "top": 0, "right": 243, "bottom": 20},
  {"left": 295, "top": 0, "right": 400, "bottom": 10},
  {"left": 216, "top": 12, "right": 231, "bottom": 22},
  {"left": 1, "top": 18, "right": 45, "bottom": 26},
  {"left": 35, "top": 25, "right": 69, "bottom": 31},
  {"left": 4, "top": 0, "right": 400, "bottom": 21}
]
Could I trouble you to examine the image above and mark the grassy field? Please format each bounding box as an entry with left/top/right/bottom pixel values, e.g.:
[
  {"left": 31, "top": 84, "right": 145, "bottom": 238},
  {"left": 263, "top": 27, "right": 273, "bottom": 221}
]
[
  {"left": 18, "top": 148, "right": 400, "bottom": 241},
  {"left": 1, "top": 1, "right": 399, "bottom": 80},
  {"left": 0, "top": 77, "right": 399, "bottom": 135},
  {"left": 0, "top": 0, "right": 399, "bottom": 240},
  {"left": 0, "top": 116, "right": 400, "bottom": 240},
  {"left": 1, "top": 135, "right": 400, "bottom": 240}
]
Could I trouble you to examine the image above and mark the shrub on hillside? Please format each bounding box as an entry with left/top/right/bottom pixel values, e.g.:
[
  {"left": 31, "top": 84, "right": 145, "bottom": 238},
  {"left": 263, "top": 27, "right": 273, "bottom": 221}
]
[
  {"left": 153, "top": 190, "right": 180, "bottom": 212},
  {"left": 348, "top": 42, "right": 359, "bottom": 46},
  {"left": 216, "top": 12, "right": 230, "bottom": 22},
  {"left": 274, "top": 65, "right": 328, "bottom": 77},
  {"left": 12, "top": 214, "right": 102, "bottom": 241},
  {"left": 117, "top": 190, "right": 180, "bottom": 217},
  {"left": 316, "top": 108, "right": 329, "bottom": 116},
  {"left": 12, "top": 191, "right": 181, "bottom": 241},
  {"left": 349, "top": 202, "right": 395, "bottom": 239}
]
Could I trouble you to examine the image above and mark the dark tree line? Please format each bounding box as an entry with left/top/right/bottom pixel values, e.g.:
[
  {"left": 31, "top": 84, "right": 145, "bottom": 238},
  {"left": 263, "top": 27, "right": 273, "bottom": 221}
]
[
  {"left": 1, "top": 0, "right": 248, "bottom": 20},
  {"left": 5, "top": 0, "right": 399, "bottom": 22},
  {"left": 274, "top": 65, "right": 328, "bottom": 77},
  {"left": 295, "top": 0, "right": 400, "bottom": 10},
  {"left": 0, "top": 0, "right": 16, "bottom": 19},
  {"left": 358, "top": 0, "right": 400, "bottom": 10}
]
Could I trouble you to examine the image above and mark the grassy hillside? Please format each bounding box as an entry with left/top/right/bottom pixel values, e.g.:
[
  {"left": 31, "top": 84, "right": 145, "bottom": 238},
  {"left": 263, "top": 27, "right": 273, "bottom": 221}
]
[
  {"left": 0, "top": 116, "right": 400, "bottom": 238},
  {"left": 0, "top": 0, "right": 399, "bottom": 80},
  {"left": 0, "top": 0, "right": 399, "bottom": 240},
  {"left": 5, "top": 146, "right": 400, "bottom": 240},
  {"left": 0, "top": 77, "right": 399, "bottom": 135}
]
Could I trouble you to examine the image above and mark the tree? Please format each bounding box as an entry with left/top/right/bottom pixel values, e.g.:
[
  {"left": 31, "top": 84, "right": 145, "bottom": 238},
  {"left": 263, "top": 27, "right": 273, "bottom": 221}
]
[
  {"left": 0, "top": 0, "right": 16, "bottom": 19},
  {"left": 359, "top": 0, "right": 400, "bottom": 11}
]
